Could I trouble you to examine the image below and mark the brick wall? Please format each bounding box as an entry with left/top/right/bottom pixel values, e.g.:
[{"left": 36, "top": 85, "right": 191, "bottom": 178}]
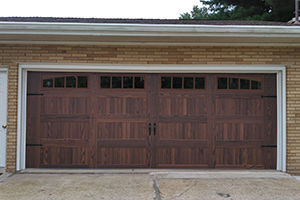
[{"left": 1, "top": 44, "right": 300, "bottom": 174}]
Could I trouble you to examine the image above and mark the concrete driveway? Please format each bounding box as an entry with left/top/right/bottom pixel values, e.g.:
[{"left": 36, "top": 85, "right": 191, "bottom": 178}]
[{"left": 0, "top": 170, "right": 300, "bottom": 200}]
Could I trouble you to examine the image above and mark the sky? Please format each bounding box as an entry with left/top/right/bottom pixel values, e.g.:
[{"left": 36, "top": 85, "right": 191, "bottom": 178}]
[{"left": 1, "top": 0, "right": 201, "bottom": 19}]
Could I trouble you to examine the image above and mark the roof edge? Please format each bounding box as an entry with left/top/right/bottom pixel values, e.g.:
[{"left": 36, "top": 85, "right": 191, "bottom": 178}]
[
  {"left": 0, "top": 21, "right": 300, "bottom": 46},
  {"left": 0, "top": 21, "right": 299, "bottom": 36}
]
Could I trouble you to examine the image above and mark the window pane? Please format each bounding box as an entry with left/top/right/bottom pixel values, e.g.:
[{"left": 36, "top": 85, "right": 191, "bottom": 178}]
[
  {"left": 66, "top": 76, "right": 76, "bottom": 88},
  {"left": 55, "top": 77, "right": 64, "bottom": 88},
  {"left": 123, "top": 77, "right": 133, "bottom": 88},
  {"left": 218, "top": 78, "right": 227, "bottom": 89},
  {"left": 184, "top": 77, "right": 193, "bottom": 89},
  {"left": 251, "top": 81, "right": 261, "bottom": 90},
  {"left": 229, "top": 78, "right": 239, "bottom": 89},
  {"left": 135, "top": 77, "right": 144, "bottom": 89},
  {"left": 43, "top": 78, "right": 53, "bottom": 88},
  {"left": 173, "top": 77, "right": 182, "bottom": 89},
  {"left": 78, "top": 76, "right": 88, "bottom": 88},
  {"left": 101, "top": 76, "right": 110, "bottom": 88},
  {"left": 161, "top": 77, "right": 171, "bottom": 89},
  {"left": 240, "top": 79, "right": 250, "bottom": 89},
  {"left": 112, "top": 77, "right": 122, "bottom": 88},
  {"left": 195, "top": 77, "right": 205, "bottom": 89}
]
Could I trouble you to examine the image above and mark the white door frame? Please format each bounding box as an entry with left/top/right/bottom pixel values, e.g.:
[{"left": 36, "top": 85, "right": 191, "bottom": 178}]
[
  {"left": 16, "top": 63, "right": 286, "bottom": 171},
  {"left": 0, "top": 66, "right": 8, "bottom": 169}
]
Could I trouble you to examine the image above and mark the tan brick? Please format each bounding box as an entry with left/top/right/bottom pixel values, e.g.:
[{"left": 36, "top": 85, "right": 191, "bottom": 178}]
[{"left": 1, "top": 44, "right": 300, "bottom": 173}]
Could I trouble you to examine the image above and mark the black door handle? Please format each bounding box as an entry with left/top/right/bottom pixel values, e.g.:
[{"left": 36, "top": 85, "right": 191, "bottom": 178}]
[
  {"left": 149, "top": 123, "right": 151, "bottom": 135},
  {"left": 153, "top": 123, "right": 156, "bottom": 135}
]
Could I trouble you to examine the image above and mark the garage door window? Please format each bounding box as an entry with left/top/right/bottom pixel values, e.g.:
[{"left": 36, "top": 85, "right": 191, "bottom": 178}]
[
  {"left": 100, "top": 75, "right": 145, "bottom": 89},
  {"left": 42, "top": 75, "right": 88, "bottom": 89},
  {"left": 43, "top": 78, "right": 53, "bottom": 87},
  {"left": 55, "top": 77, "right": 64, "bottom": 88},
  {"left": 217, "top": 76, "right": 262, "bottom": 91},
  {"left": 77, "top": 76, "right": 88, "bottom": 88},
  {"left": 66, "top": 76, "right": 76, "bottom": 88},
  {"left": 161, "top": 76, "right": 205, "bottom": 89}
]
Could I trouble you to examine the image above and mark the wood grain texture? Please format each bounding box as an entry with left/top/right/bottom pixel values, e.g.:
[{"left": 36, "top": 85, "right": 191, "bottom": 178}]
[
  {"left": 213, "top": 74, "right": 276, "bottom": 169},
  {"left": 156, "top": 74, "right": 210, "bottom": 168},
  {"left": 26, "top": 73, "right": 277, "bottom": 169},
  {"left": 95, "top": 73, "right": 149, "bottom": 168},
  {"left": 27, "top": 72, "right": 93, "bottom": 168}
]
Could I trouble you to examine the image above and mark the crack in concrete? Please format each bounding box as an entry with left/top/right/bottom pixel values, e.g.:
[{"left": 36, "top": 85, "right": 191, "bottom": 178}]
[
  {"left": 0, "top": 172, "right": 14, "bottom": 186},
  {"left": 168, "top": 181, "right": 197, "bottom": 200},
  {"left": 150, "top": 173, "right": 163, "bottom": 200}
]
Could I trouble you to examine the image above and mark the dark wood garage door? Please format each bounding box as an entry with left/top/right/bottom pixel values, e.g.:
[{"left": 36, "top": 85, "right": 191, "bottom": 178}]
[{"left": 26, "top": 72, "right": 276, "bottom": 169}]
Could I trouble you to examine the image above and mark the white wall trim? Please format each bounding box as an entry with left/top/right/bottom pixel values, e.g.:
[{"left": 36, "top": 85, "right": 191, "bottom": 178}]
[
  {"left": 0, "top": 66, "right": 8, "bottom": 72},
  {"left": 16, "top": 63, "right": 286, "bottom": 171},
  {"left": 0, "top": 68, "right": 8, "bottom": 170},
  {"left": 17, "top": 66, "right": 27, "bottom": 171},
  {"left": 277, "top": 69, "right": 287, "bottom": 172}
]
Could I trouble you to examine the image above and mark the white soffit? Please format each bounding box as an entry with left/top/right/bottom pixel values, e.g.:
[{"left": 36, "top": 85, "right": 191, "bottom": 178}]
[{"left": 0, "top": 22, "right": 300, "bottom": 46}]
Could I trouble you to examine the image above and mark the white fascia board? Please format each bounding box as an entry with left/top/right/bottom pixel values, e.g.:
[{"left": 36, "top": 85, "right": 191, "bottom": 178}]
[{"left": 0, "top": 21, "right": 299, "bottom": 38}]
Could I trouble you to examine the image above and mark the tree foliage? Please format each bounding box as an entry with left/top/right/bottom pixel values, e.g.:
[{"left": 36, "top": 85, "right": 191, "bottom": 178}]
[{"left": 180, "top": 0, "right": 295, "bottom": 22}]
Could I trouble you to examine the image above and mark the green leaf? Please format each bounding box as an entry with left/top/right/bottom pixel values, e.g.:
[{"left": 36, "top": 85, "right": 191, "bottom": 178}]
[{"left": 180, "top": 0, "right": 294, "bottom": 22}]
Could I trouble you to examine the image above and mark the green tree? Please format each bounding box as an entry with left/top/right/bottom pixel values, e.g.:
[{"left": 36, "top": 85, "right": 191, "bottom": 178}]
[
  {"left": 180, "top": 0, "right": 295, "bottom": 22},
  {"left": 179, "top": 6, "right": 210, "bottom": 19}
]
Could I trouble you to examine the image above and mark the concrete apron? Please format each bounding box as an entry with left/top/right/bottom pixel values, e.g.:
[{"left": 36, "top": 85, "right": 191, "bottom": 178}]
[{"left": 1, "top": 170, "right": 300, "bottom": 200}]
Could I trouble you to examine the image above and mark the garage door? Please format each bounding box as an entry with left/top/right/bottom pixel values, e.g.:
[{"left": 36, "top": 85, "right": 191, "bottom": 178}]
[{"left": 26, "top": 72, "right": 276, "bottom": 169}]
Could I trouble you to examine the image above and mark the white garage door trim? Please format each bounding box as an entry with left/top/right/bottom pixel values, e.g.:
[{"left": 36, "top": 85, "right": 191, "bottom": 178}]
[
  {"left": 0, "top": 66, "right": 8, "bottom": 169},
  {"left": 16, "top": 63, "right": 286, "bottom": 172}
]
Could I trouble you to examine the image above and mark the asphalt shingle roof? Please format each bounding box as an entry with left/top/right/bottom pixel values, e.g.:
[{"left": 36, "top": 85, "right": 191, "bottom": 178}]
[{"left": 0, "top": 17, "right": 290, "bottom": 26}]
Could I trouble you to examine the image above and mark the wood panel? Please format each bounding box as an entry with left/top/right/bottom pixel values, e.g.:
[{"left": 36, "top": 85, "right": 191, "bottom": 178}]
[
  {"left": 26, "top": 72, "right": 93, "bottom": 168},
  {"left": 97, "top": 148, "right": 147, "bottom": 167},
  {"left": 40, "top": 147, "right": 90, "bottom": 167},
  {"left": 156, "top": 75, "right": 210, "bottom": 168},
  {"left": 214, "top": 148, "right": 264, "bottom": 169},
  {"left": 40, "top": 97, "right": 90, "bottom": 114},
  {"left": 157, "top": 148, "right": 208, "bottom": 167},
  {"left": 158, "top": 123, "right": 207, "bottom": 140},
  {"left": 94, "top": 74, "right": 150, "bottom": 168},
  {"left": 262, "top": 74, "right": 277, "bottom": 169},
  {"left": 26, "top": 72, "right": 41, "bottom": 168},
  {"left": 213, "top": 74, "right": 277, "bottom": 169}
]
